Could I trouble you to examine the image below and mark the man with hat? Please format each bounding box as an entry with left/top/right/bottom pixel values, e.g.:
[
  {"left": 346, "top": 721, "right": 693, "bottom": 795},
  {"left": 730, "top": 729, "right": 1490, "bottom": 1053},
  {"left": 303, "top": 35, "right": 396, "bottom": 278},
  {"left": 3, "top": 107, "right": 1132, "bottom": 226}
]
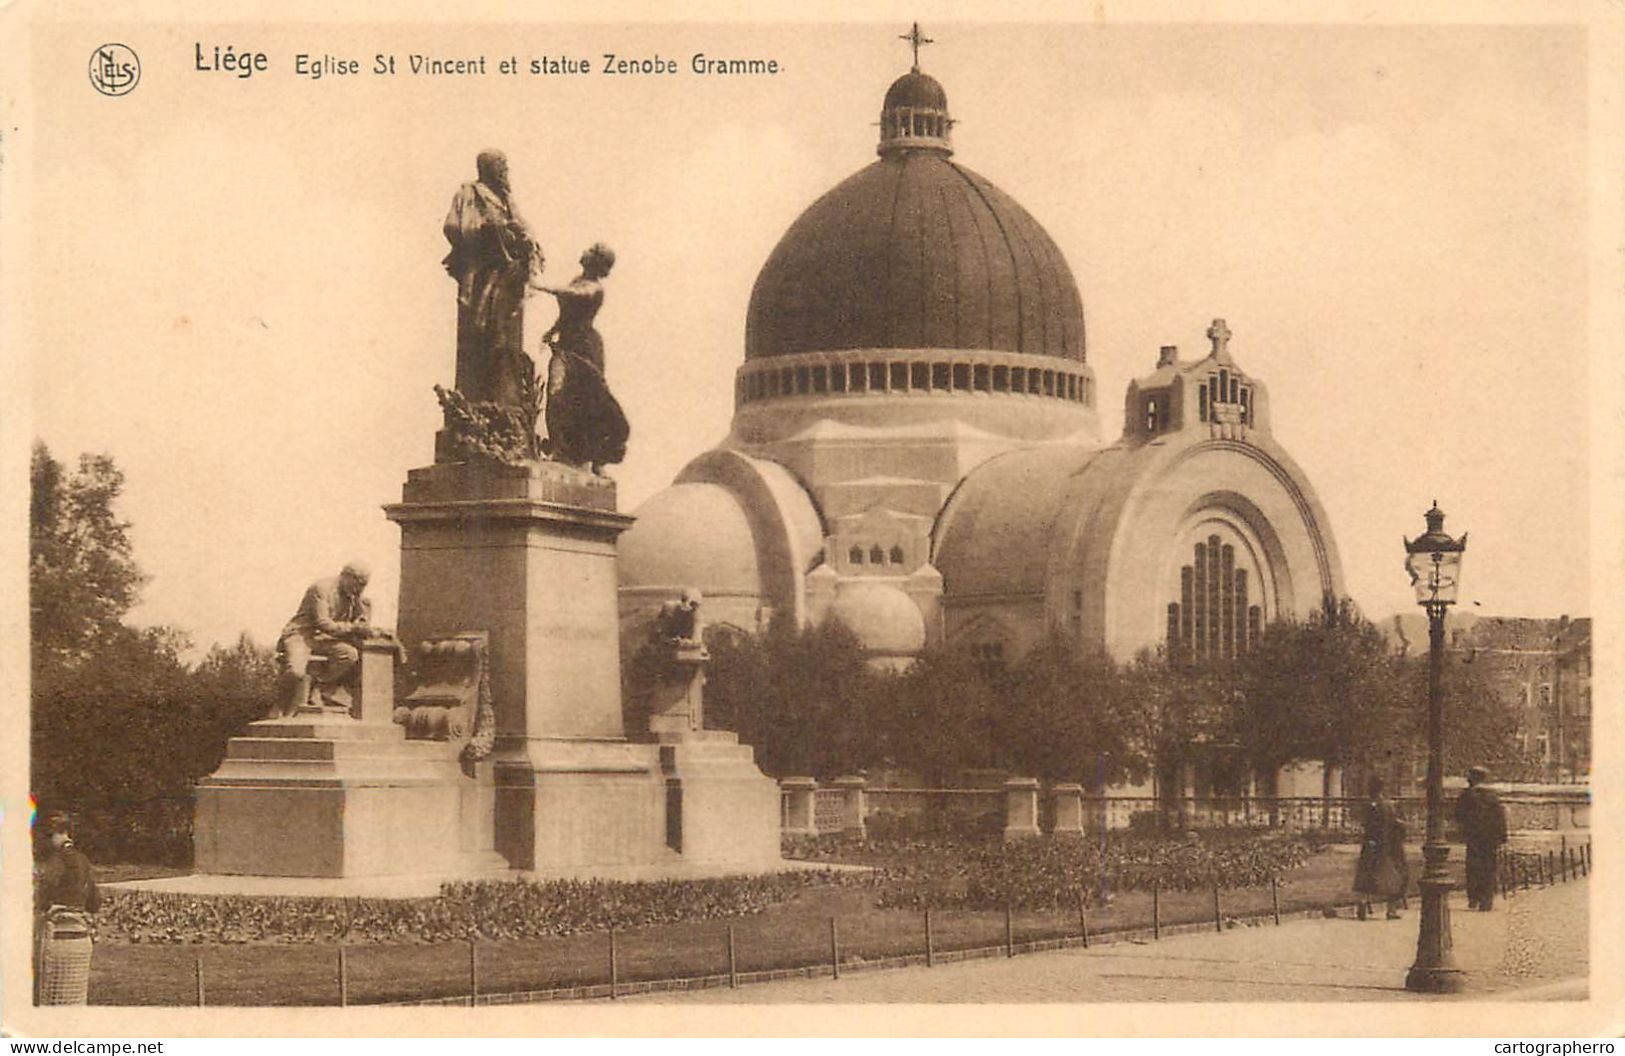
[{"left": 1454, "top": 765, "right": 1509, "bottom": 910}]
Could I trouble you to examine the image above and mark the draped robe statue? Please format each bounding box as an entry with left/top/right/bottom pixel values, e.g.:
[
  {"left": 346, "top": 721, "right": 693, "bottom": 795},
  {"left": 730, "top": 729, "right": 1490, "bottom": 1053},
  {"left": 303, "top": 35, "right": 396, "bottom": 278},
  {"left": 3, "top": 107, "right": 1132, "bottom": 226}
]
[{"left": 442, "top": 150, "right": 544, "bottom": 409}]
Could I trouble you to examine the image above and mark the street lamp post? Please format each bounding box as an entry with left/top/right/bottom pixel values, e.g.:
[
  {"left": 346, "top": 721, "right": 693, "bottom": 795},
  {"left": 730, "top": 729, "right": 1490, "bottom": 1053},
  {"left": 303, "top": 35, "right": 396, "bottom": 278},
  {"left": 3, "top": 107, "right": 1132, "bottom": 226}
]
[{"left": 1403, "top": 502, "right": 1468, "bottom": 994}]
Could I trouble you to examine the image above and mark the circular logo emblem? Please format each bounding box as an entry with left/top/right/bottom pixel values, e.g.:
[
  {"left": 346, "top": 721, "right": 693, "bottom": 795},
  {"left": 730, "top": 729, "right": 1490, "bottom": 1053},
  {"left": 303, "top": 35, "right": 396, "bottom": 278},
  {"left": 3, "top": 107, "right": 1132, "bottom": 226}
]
[{"left": 89, "top": 43, "right": 141, "bottom": 96}]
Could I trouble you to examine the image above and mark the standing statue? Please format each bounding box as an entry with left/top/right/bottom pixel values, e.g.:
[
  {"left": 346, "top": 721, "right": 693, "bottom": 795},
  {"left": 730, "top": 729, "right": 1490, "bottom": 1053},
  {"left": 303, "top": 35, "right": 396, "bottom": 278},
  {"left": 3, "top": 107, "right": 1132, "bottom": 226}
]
[
  {"left": 442, "top": 149, "right": 545, "bottom": 409},
  {"left": 535, "top": 243, "right": 630, "bottom": 473}
]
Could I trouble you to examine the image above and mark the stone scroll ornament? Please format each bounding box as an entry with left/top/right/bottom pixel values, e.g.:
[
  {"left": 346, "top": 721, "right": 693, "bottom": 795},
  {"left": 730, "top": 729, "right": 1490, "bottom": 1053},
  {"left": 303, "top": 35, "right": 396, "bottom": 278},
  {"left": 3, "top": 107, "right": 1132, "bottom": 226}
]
[{"left": 395, "top": 633, "right": 496, "bottom": 763}]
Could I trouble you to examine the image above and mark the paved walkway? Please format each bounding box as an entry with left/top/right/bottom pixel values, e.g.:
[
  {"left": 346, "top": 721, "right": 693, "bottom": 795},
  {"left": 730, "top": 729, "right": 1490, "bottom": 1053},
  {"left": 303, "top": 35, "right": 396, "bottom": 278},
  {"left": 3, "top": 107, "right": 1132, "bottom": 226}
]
[{"left": 620, "top": 878, "right": 1588, "bottom": 1003}]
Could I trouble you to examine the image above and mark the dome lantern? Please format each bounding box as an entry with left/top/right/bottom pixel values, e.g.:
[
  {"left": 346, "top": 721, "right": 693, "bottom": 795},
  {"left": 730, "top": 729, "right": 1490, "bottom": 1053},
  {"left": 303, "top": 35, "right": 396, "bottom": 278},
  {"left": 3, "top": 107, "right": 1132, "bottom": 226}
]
[{"left": 878, "top": 25, "right": 952, "bottom": 158}]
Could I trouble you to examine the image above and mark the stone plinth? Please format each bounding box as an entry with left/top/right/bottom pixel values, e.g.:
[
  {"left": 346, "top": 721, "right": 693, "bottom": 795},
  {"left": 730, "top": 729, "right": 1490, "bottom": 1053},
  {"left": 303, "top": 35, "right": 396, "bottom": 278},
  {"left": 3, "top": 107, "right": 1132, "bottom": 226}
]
[
  {"left": 386, "top": 460, "right": 631, "bottom": 744},
  {"left": 1050, "top": 782, "right": 1085, "bottom": 835},
  {"left": 494, "top": 739, "right": 668, "bottom": 872},
  {"left": 656, "top": 731, "right": 782, "bottom": 865},
  {"left": 194, "top": 717, "right": 500, "bottom": 878},
  {"left": 832, "top": 776, "right": 867, "bottom": 836},
  {"left": 639, "top": 642, "right": 708, "bottom": 737},
  {"left": 781, "top": 777, "right": 818, "bottom": 837},
  {"left": 1004, "top": 777, "right": 1041, "bottom": 840}
]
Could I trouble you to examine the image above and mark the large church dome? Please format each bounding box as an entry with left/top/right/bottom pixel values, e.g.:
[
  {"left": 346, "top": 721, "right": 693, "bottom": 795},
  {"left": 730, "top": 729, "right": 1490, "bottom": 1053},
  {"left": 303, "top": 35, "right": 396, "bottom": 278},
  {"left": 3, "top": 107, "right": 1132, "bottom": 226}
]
[{"left": 744, "top": 69, "right": 1087, "bottom": 364}]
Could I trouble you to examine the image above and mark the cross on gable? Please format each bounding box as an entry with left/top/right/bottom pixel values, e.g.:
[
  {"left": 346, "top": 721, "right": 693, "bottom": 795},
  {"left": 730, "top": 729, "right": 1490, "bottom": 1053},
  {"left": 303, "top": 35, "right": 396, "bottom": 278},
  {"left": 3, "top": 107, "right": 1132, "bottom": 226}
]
[
  {"left": 1207, "top": 318, "right": 1232, "bottom": 358},
  {"left": 899, "top": 22, "right": 934, "bottom": 69}
]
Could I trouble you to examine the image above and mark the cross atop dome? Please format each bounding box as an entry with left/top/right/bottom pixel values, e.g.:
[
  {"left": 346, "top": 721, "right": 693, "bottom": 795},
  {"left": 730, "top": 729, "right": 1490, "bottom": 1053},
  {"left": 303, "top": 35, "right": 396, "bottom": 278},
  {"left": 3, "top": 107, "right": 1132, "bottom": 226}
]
[
  {"left": 899, "top": 22, "right": 934, "bottom": 71},
  {"left": 1207, "top": 318, "right": 1233, "bottom": 359}
]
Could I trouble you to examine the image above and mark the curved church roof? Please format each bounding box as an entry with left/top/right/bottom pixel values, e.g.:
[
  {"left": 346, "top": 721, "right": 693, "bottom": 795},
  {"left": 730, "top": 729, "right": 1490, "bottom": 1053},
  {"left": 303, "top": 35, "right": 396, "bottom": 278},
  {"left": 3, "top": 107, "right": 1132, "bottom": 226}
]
[{"left": 744, "top": 68, "right": 1087, "bottom": 364}]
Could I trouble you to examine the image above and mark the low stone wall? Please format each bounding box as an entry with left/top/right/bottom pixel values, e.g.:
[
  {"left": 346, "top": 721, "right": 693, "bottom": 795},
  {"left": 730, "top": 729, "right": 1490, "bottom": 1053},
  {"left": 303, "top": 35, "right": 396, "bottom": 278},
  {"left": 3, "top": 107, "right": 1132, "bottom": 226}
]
[{"left": 778, "top": 780, "right": 1591, "bottom": 840}]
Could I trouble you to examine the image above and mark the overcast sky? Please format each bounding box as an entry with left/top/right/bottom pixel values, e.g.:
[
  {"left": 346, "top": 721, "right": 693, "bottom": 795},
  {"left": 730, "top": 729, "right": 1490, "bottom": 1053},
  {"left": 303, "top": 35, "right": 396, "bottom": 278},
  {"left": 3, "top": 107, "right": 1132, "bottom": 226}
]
[{"left": 19, "top": 18, "right": 1600, "bottom": 654}]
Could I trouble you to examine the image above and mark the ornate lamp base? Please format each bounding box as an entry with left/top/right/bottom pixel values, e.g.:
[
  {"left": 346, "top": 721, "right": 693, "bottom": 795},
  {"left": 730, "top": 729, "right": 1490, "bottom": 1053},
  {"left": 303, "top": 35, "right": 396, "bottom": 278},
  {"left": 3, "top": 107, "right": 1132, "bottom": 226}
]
[{"left": 1405, "top": 845, "right": 1468, "bottom": 993}]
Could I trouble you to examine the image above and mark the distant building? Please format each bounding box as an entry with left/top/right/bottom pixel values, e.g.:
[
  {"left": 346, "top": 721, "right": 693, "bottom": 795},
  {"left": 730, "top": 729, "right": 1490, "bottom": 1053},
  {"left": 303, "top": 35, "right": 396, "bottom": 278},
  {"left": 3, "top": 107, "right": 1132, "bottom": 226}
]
[
  {"left": 1552, "top": 616, "right": 1592, "bottom": 781},
  {"left": 1389, "top": 612, "right": 1591, "bottom": 783}
]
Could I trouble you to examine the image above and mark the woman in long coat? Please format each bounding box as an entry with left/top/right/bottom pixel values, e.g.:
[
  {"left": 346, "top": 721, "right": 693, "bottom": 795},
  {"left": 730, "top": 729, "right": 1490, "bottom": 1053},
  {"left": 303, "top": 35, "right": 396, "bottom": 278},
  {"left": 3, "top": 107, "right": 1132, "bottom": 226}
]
[{"left": 1353, "top": 776, "right": 1410, "bottom": 920}]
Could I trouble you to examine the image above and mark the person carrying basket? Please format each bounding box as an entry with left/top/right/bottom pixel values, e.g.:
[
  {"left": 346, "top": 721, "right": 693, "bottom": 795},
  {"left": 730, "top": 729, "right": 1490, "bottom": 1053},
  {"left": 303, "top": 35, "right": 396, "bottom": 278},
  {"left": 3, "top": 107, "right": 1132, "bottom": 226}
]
[{"left": 33, "top": 811, "right": 100, "bottom": 1005}]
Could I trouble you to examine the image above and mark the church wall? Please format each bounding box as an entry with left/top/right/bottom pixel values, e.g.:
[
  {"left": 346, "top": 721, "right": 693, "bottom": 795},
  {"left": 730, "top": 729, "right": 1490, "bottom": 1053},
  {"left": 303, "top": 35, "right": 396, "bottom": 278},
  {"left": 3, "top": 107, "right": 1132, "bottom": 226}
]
[{"left": 942, "top": 597, "right": 1049, "bottom": 661}]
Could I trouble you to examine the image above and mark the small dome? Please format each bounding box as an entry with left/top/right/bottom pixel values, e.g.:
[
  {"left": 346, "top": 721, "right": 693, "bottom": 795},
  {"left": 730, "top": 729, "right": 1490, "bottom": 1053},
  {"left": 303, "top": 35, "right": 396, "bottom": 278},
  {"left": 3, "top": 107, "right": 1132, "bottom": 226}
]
[
  {"left": 619, "top": 483, "right": 762, "bottom": 599},
  {"left": 883, "top": 70, "right": 947, "bottom": 111},
  {"left": 826, "top": 580, "right": 926, "bottom": 658}
]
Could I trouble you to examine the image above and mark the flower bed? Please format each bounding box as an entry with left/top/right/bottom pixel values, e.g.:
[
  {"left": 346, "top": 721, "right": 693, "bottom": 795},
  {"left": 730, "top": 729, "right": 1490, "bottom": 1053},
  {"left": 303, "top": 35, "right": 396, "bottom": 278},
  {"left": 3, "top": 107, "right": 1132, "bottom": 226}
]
[
  {"left": 97, "top": 831, "right": 1327, "bottom": 945},
  {"left": 787, "top": 829, "right": 1328, "bottom": 909},
  {"left": 95, "top": 871, "right": 864, "bottom": 945}
]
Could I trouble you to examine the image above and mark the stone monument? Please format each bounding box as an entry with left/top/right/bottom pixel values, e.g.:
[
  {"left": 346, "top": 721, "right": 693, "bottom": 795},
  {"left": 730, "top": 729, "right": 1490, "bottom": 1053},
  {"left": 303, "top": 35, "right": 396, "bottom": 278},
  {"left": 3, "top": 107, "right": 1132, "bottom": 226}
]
[{"left": 191, "top": 153, "right": 782, "bottom": 881}]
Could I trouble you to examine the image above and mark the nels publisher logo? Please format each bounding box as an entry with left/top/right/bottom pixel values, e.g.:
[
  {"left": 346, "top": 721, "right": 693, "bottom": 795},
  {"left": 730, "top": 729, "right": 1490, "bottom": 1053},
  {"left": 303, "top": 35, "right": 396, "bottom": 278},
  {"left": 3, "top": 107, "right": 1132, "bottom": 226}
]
[{"left": 89, "top": 43, "right": 140, "bottom": 96}]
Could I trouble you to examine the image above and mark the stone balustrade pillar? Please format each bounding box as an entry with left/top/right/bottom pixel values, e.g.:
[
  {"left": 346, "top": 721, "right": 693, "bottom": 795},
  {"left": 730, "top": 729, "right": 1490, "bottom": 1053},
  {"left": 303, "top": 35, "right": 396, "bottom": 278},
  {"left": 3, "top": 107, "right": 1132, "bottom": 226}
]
[
  {"left": 831, "top": 775, "right": 867, "bottom": 837},
  {"left": 781, "top": 777, "right": 818, "bottom": 838},
  {"left": 1050, "top": 782, "right": 1085, "bottom": 835},
  {"left": 1004, "top": 777, "right": 1041, "bottom": 840}
]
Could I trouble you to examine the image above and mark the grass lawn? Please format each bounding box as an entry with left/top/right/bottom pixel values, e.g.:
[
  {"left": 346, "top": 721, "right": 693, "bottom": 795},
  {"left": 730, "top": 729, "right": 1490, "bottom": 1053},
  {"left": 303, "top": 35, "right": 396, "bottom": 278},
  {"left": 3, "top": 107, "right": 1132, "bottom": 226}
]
[{"left": 84, "top": 845, "right": 1468, "bottom": 1006}]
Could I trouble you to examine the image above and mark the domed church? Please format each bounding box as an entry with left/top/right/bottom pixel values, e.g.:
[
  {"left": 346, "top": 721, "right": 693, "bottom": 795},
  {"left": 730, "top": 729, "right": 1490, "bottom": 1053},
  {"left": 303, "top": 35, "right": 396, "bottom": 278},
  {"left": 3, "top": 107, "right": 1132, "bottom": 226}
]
[{"left": 618, "top": 50, "right": 1345, "bottom": 684}]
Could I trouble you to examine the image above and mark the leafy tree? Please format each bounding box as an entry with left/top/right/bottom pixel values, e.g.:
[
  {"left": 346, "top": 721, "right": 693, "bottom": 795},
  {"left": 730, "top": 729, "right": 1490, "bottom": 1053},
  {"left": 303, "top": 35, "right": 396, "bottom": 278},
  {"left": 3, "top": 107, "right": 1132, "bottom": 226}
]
[
  {"left": 30, "top": 442, "right": 146, "bottom": 673},
  {"left": 30, "top": 444, "right": 278, "bottom": 862},
  {"left": 1234, "top": 597, "right": 1405, "bottom": 780},
  {"left": 883, "top": 642, "right": 1002, "bottom": 785},
  {"left": 1125, "top": 649, "right": 1245, "bottom": 783},
  {"left": 700, "top": 617, "right": 886, "bottom": 778},
  {"left": 1396, "top": 648, "right": 1537, "bottom": 781},
  {"left": 996, "top": 635, "right": 1147, "bottom": 787}
]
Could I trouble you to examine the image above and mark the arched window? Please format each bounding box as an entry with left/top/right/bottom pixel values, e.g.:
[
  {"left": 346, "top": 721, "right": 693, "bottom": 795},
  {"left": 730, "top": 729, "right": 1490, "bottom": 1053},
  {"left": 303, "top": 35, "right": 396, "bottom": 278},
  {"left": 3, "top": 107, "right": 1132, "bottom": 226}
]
[
  {"left": 889, "top": 545, "right": 905, "bottom": 565},
  {"left": 849, "top": 546, "right": 864, "bottom": 566},
  {"left": 869, "top": 545, "right": 885, "bottom": 565}
]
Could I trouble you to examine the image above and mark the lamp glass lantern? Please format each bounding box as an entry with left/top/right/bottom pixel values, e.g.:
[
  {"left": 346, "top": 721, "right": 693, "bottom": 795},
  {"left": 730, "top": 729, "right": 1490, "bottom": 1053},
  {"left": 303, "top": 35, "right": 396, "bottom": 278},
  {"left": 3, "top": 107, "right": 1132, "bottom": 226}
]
[{"left": 1404, "top": 503, "right": 1467, "bottom": 608}]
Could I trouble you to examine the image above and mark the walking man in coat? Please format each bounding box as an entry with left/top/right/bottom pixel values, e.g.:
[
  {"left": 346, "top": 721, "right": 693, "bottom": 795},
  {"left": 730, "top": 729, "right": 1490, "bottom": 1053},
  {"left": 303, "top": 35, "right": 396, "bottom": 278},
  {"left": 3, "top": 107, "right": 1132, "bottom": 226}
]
[{"left": 1455, "top": 765, "right": 1509, "bottom": 910}]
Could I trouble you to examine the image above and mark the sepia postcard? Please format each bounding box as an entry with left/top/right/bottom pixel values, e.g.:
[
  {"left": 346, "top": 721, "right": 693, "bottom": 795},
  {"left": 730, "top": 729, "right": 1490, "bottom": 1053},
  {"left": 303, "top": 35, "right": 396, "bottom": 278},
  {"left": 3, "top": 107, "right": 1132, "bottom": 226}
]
[{"left": 2, "top": 0, "right": 1622, "bottom": 1041}]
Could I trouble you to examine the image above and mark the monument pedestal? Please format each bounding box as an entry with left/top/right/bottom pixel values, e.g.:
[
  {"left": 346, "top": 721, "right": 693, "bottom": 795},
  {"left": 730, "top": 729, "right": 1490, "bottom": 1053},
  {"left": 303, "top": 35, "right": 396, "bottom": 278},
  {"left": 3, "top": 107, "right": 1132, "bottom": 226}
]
[
  {"left": 387, "top": 459, "right": 783, "bottom": 875},
  {"left": 194, "top": 714, "right": 502, "bottom": 878}
]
